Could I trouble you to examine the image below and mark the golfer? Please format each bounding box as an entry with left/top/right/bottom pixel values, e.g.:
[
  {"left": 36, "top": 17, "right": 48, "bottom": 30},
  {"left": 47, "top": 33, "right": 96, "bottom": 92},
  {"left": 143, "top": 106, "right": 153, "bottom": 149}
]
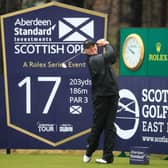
[{"left": 83, "top": 39, "right": 119, "bottom": 164}]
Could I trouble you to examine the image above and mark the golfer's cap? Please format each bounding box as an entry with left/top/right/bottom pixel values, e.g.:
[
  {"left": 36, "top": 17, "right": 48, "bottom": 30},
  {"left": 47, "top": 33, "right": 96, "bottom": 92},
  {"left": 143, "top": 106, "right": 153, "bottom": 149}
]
[{"left": 83, "top": 39, "right": 96, "bottom": 49}]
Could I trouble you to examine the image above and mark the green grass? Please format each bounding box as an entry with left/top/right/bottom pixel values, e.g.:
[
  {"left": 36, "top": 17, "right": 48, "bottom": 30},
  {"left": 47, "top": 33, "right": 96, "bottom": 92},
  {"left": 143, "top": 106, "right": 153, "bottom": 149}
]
[{"left": 0, "top": 153, "right": 167, "bottom": 168}]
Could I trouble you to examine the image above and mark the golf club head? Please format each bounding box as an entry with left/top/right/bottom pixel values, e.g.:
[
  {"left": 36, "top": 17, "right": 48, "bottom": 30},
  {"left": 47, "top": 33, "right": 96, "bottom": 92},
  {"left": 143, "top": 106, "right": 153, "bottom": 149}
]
[{"left": 61, "top": 63, "right": 67, "bottom": 68}]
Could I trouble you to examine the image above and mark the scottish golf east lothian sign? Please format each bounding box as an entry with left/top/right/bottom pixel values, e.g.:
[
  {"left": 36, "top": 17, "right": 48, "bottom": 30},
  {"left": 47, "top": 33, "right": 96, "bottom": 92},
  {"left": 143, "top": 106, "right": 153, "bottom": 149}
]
[
  {"left": 1, "top": 2, "right": 107, "bottom": 147},
  {"left": 117, "top": 28, "right": 168, "bottom": 154}
]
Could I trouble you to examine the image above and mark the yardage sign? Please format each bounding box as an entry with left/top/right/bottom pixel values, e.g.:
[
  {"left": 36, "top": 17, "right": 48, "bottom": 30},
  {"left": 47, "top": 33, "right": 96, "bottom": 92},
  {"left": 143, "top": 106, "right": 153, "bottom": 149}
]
[{"left": 1, "top": 2, "right": 107, "bottom": 147}]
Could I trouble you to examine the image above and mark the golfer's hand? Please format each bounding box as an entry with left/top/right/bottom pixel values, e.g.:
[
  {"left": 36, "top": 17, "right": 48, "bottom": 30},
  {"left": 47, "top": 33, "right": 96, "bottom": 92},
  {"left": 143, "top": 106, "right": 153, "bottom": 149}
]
[{"left": 96, "top": 39, "right": 109, "bottom": 47}]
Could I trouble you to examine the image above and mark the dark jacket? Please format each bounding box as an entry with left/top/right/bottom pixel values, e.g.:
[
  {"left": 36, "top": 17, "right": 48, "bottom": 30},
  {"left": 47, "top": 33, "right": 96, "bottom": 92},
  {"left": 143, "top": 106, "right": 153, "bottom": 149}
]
[{"left": 86, "top": 44, "right": 119, "bottom": 97}]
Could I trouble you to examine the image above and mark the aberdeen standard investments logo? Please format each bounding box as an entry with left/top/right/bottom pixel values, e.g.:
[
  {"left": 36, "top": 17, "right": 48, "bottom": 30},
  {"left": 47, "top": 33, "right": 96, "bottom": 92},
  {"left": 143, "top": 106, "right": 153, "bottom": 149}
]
[
  {"left": 14, "top": 17, "right": 94, "bottom": 55},
  {"left": 115, "top": 89, "right": 140, "bottom": 140}
]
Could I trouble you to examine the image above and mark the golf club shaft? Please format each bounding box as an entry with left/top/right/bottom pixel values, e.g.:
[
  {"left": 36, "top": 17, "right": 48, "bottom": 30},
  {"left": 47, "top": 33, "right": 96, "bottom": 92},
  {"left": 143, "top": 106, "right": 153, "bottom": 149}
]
[{"left": 62, "top": 52, "right": 82, "bottom": 64}]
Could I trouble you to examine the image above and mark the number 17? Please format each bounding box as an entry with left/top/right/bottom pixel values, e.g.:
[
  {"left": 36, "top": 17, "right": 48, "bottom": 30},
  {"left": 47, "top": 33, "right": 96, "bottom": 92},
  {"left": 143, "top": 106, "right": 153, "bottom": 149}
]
[{"left": 18, "top": 76, "right": 61, "bottom": 114}]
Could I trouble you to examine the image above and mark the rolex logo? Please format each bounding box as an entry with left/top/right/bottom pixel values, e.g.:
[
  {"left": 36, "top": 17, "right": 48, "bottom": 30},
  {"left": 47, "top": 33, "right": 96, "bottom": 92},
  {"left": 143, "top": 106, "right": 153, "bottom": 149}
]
[{"left": 156, "top": 42, "right": 161, "bottom": 53}]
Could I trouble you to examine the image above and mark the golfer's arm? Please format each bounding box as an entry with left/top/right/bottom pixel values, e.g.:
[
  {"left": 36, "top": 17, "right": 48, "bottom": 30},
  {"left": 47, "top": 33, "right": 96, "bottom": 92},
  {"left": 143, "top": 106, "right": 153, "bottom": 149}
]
[{"left": 103, "top": 44, "right": 116, "bottom": 64}]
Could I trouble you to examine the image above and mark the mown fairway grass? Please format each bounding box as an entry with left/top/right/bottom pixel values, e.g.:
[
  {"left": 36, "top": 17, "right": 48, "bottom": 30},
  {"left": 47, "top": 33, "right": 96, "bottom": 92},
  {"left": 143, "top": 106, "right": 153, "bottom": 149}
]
[{"left": 0, "top": 151, "right": 167, "bottom": 168}]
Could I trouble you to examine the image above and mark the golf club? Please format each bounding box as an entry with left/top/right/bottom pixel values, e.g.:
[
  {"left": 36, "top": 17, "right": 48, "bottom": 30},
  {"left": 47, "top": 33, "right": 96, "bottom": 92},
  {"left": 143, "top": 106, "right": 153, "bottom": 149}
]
[{"left": 61, "top": 52, "right": 83, "bottom": 68}]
